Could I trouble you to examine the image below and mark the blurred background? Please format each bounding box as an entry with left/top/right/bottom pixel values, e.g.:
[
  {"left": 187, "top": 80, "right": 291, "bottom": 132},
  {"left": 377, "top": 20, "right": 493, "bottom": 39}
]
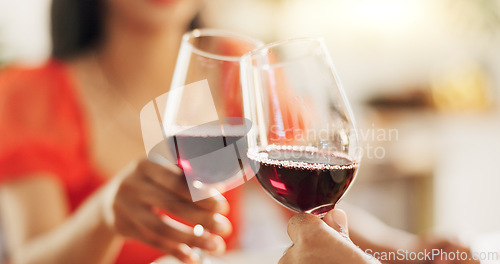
[{"left": 1, "top": 0, "right": 500, "bottom": 262}]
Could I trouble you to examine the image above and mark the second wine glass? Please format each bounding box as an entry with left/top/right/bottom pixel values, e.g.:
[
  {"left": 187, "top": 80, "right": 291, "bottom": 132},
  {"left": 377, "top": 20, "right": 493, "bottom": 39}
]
[
  {"left": 241, "top": 38, "right": 361, "bottom": 217},
  {"left": 163, "top": 29, "right": 263, "bottom": 200}
]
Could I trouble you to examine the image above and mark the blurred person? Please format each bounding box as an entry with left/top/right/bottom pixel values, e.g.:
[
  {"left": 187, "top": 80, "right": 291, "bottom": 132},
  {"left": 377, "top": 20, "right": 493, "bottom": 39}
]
[
  {"left": 281, "top": 209, "right": 479, "bottom": 264},
  {"left": 344, "top": 205, "right": 479, "bottom": 264},
  {"left": 0, "top": 0, "right": 239, "bottom": 263}
]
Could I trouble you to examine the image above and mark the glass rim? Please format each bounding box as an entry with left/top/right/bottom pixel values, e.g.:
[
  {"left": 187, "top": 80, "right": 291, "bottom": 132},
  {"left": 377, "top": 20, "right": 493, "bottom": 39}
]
[
  {"left": 241, "top": 37, "right": 325, "bottom": 60},
  {"left": 182, "top": 28, "right": 264, "bottom": 62}
]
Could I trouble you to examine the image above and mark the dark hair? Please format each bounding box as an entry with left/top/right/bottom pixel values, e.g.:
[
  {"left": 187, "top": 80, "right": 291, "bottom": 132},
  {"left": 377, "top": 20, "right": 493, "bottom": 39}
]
[
  {"left": 50, "top": 0, "right": 105, "bottom": 60},
  {"left": 50, "top": 0, "right": 202, "bottom": 60}
]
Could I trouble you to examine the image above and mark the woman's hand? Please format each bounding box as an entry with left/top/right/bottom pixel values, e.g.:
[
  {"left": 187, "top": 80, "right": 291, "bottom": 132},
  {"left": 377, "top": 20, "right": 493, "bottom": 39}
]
[
  {"left": 279, "top": 209, "right": 380, "bottom": 264},
  {"left": 100, "top": 159, "right": 231, "bottom": 264}
]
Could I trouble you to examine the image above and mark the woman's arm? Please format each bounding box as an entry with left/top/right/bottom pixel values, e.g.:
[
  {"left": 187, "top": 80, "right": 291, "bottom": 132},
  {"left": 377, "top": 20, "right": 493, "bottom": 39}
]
[
  {"left": 1, "top": 159, "right": 231, "bottom": 264},
  {"left": 0, "top": 175, "right": 122, "bottom": 264},
  {"left": 343, "top": 204, "right": 418, "bottom": 258}
]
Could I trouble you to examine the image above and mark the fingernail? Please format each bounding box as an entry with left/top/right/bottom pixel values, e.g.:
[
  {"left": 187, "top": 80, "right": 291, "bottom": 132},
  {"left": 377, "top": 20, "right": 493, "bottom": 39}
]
[
  {"left": 213, "top": 214, "right": 232, "bottom": 236},
  {"left": 212, "top": 236, "right": 226, "bottom": 255},
  {"left": 190, "top": 254, "right": 200, "bottom": 264},
  {"left": 186, "top": 253, "right": 199, "bottom": 264},
  {"left": 178, "top": 244, "right": 198, "bottom": 264},
  {"left": 210, "top": 191, "right": 229, "bottom": 215},
  {"left": 324, "top": 209, "right": 348, "bottom": 235}
]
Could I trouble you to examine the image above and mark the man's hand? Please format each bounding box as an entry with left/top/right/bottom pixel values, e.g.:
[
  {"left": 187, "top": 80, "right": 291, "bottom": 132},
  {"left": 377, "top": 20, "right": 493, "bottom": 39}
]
[{"left": 279, "top": 209, "right": 380, "bottom": 264}]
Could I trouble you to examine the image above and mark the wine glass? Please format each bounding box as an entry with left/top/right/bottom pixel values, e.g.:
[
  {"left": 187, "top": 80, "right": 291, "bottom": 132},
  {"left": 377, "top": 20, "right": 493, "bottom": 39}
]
[
  {"left": 241, "top": 38, "right": 361, "bottom": 218},
  {"left": 161, "top": 29, "right": 262, "bottom": 262}
]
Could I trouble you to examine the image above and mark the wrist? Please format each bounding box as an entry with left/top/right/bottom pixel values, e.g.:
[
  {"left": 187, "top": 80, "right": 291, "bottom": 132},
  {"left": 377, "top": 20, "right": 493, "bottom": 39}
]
[{"left": 96, "top": 183, "right": 120, "bottom": 235}]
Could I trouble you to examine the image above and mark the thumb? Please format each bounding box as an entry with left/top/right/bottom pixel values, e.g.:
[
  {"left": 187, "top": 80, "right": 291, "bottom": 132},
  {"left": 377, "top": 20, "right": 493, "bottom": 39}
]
[
  {"left": 287, "top": 213, "right": 323, "bottom": 243},
  {"left": 323, "top": 209, "right": 349, "bottom": 238}
]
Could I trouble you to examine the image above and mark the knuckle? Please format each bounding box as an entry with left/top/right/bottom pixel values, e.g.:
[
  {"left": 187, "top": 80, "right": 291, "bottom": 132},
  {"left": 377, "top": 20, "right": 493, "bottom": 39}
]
[
  {"left": 186, "top": 234, "right": 204, "bottom": 248},
  {"left": 171, "top": 247, "right": 190, "bottom": 262},
  {"left": 165, "top": 201, "right": 185, "bottom": 215},
  {"left": 151, "top": 220, "right": 166, "bottom": 234},
  {"left": 174, "top": 177, "right": 189, "bottom": 191},
  {"left": 148, "top": 236, "right": 165, "bottom": 250},
  {"left": 155, "top": 222, "right": 174, "bottom": 238},
  {"left": 136, "top": 159, "right": 150, "bottom": 173},
  {"left": 297, "top": 231, "right": 314, "bottom": 245},
  {"left": 113, "top": 218, "right": 128, "bottom": 235},
  {"left": 165, "top": 163, "right": 183, "bottom": 175},
  {"left": 197, "top": 198, "right": 218, "bottom": 210},
  {"left": 141, "top": 191, "right": 155, "bottom": 204},
  {"left": 171, "top": 248, "right": 184, "bottom": 258},
  {"left": 192, "top": 213, "right": 215, "bottom": 230}
]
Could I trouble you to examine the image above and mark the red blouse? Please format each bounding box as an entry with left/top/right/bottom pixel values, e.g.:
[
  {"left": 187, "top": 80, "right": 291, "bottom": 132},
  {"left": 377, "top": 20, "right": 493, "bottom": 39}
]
[{"left": 0, "top": 59, "right": 241, "bottom": 263}]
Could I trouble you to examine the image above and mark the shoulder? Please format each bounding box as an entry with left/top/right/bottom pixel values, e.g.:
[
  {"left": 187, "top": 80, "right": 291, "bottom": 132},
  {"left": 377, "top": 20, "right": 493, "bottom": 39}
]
[
  {"left": 0, "top": 59, "right": 72, "bottom": 100},
  {"left": 0, "top": 59, "right": 76, "bottom": 129},
  {"left": 0, "top": 60, "right": 88, "bottom": 186}
]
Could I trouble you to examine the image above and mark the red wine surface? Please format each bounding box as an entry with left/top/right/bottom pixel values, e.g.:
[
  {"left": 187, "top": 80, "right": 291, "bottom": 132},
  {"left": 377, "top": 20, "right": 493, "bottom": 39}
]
[{"left": 248, "top": 145, "right": 358, "bottom": 216}]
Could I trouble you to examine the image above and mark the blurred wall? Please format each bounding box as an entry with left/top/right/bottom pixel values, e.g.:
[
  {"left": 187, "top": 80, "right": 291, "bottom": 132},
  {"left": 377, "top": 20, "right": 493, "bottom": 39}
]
[
  {"left": 0, "top": 0, "right": 51, "bottom": 64},
  {"left": 204, "top": 0, "right": 500, "bottom": 105}
]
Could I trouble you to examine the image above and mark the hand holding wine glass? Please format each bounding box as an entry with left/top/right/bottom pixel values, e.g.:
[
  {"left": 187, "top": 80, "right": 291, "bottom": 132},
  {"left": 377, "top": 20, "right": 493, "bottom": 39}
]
[
  {"left": 160, "top": 29, "right": 263, "bottom": 263},
  {"left": 280, "top": 210, "right": 380, "bottom": 264},
  {"left": 100, "top": 158, "right": 230, "bottom": 264}
]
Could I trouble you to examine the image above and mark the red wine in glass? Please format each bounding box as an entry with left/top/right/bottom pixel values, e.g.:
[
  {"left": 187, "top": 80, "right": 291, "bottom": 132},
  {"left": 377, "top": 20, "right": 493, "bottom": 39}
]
[
  {"left": 248, "top": 145, "right": 358, "bottom": 217},
  {"left": 168, "top": 133, "right": 248, "bottom": 184},
  {"left": 161, "top": 118, "right": 251, "bottom": 185}
]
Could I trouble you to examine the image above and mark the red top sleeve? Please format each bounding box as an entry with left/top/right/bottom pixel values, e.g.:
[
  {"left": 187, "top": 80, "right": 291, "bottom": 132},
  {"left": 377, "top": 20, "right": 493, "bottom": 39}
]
[{"left": 0, "top": 60, "right": 103, "bottom": 210}]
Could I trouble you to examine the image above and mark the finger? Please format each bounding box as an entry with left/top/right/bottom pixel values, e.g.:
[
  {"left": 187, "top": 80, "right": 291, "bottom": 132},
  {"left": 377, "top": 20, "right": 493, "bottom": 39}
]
[
  {"left": 131, "top": 205, "right": 226, "bottom": 254},
  {"left": 127, "top": 219, "right": 200, "bottom": 264},
  {"left": 139, "top": 180, "right": 232, "bottom": 236},
  {"left": 194, "top": 190, "right": 230, "bottom": 216},
  {"left": 323, "top": 209, "right": 349, "bottom": 237},
  {"left": 139, "top": 160, "right": 229, "bottom": 214},
  {"left": 287, "top": 213, "right": 323, "bottom": 243},
  {"left": 171, "top": 243, "right": 201, "bottom": 264},
  {"left": 137, "top": 160, "right": 189, "bottom": 199},
  {"left": 113, "top": 202, "right": 199, "bottom": 263}
]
